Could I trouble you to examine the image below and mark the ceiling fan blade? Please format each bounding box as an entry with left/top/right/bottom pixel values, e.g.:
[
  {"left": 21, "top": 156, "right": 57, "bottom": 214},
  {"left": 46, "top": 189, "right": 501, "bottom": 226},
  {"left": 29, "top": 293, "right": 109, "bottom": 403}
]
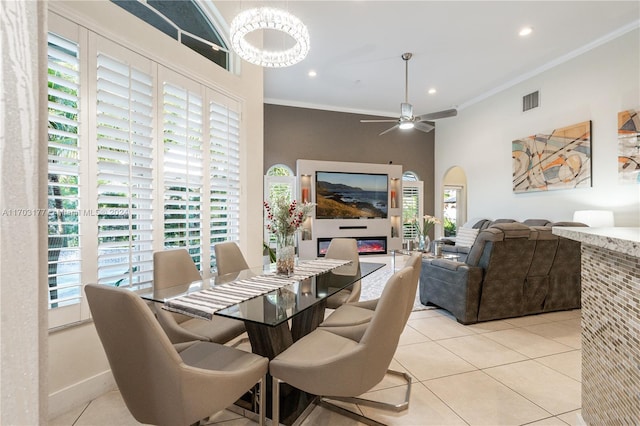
[
  {"left": 360, "top": 119, "right": 398, "bottom": 123},
  {"left": 379, "top": 124, "right": 399, "bottom": 136},
  {"left": 416, "top": 108, "right": 458, "bottom": 121},
  {"left": 414, "top": 121, "right": 435, "bottom": 133}
]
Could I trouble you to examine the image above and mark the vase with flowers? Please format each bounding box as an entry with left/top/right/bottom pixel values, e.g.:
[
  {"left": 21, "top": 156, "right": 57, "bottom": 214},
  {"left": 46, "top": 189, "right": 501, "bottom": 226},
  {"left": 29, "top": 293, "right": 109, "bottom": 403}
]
[
  {"left": 264, "top": 196, "right": 314, "bottom": 275},
  {"left": 413, "top": 214, "right": 442, "bottom": 252}
]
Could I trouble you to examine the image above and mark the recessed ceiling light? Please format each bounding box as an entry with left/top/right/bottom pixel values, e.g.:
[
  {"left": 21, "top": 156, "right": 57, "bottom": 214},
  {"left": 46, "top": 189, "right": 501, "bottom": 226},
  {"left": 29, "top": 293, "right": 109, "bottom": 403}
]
[
  {"left": 428, "top": 88, "right": 437, "bottom": 95},
  {"left": 308, "top": 70, "right": 317, "bottom": 77},
  {"left": 519, "top": 26, "right": 533, "bottom": 37}
]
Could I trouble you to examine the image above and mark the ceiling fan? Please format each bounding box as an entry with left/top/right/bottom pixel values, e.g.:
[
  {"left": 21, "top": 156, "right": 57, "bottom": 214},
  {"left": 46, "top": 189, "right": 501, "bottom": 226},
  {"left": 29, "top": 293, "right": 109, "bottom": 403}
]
[{"left": 361, "top": 52, "right": 457, "bottom": 136}]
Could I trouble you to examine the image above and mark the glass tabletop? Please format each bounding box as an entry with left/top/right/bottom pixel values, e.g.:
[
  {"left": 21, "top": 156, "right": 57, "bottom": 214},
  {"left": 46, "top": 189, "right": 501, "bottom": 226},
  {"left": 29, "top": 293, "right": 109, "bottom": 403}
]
[{"left": 139, "top": 261, "right": 385, "bottom": 327}]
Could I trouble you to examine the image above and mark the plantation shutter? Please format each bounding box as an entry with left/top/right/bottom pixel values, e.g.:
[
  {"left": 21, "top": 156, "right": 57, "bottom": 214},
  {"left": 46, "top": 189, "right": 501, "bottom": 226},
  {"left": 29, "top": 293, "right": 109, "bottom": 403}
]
[
  {"left": 47, "top": 32, "right": 82, "bottom": 311},
  {"left": 46, "top": 15, "right": 244, "bottom": 328},
  {"left": 402, "top": 181, "right": 423, "bottom": 239},
  {"left": 96, "top": 52, "right": 154, "bottom": 290},
  {"left": 162, "top": 82, "right": 205, "bottom": 270},
  {"left": 209, "top": 95, "right": 241, "bottom": 268}
]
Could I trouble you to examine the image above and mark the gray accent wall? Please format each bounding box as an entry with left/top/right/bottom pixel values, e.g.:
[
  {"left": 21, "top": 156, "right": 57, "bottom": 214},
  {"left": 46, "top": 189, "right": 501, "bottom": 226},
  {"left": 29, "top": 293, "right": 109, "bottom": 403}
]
[{"left": 264, "top": 104, "right": 436, "bottom": 217}]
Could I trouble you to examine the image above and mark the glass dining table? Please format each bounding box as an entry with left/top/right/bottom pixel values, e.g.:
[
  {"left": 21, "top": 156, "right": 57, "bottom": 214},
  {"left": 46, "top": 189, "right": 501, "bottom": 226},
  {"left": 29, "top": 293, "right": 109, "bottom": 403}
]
[
  {"left": 139, "top": 260, "right": 384, "bottom": 425},
  {"left": 140, "top": 260, "right": 384, "bottom": 359}
]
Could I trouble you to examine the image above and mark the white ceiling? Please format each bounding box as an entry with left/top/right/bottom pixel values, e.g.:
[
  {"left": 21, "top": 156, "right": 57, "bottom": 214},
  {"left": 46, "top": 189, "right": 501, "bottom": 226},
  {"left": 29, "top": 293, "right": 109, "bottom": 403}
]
[{"left": 216, "top": 1, "right": 640, "bottom": 118}]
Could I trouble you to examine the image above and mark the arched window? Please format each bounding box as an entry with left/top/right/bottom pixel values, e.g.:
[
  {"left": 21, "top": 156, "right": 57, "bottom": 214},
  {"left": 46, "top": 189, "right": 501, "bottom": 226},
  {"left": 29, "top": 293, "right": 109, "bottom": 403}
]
[
  {"left": 265, "top": 164, "right": 295, "bottom": 202},
  {"left": 112, "top": 0, "right": 230, "bottom": 70},
  {"left": 266, "top": 164, "right": 294, "bottom": 177},
  {"left": 264, "top": 164, "right": 296, "bottom": 247},
  {"left": 402, "top": 171, "right": 419, "bottom": 181}
]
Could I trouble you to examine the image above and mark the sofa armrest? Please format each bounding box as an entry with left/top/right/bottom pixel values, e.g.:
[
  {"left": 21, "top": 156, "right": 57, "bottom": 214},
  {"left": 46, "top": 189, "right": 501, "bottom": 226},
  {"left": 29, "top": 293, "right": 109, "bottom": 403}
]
[
  {"left": 442, "top": 245, "right": 471, "bottom": 254},
  {"left": 430, "top": 258, "right": 466, "bottom": 270},
  {"left": 419, "top": 259, "right": 483, "bottom": 324}
]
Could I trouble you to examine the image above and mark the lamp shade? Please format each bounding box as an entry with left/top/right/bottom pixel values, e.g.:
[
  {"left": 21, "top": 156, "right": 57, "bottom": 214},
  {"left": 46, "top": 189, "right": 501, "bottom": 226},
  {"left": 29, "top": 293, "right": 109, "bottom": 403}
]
[{"left": 572, "top": 210, "right": 615, "bottom": 227}]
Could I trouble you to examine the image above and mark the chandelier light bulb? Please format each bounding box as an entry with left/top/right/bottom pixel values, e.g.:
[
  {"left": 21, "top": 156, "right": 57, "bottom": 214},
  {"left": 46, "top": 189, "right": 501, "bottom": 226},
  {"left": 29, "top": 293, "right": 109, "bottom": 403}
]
[{"left": 230, "top": 7, "right": 310, "bottom": 68}]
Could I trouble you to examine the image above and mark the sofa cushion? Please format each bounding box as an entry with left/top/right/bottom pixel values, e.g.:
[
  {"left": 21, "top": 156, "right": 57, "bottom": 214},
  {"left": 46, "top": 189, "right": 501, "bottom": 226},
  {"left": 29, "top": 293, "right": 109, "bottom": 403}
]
[
  {"left": 455, "top": 227, "right": 479, "bottom": 248},
  {"left": 548, "top": 221, "right": 589, "bottom": 228},
  {"left": 491, "top": 222, "right": 533, "bottom": 239},
  {"left": 489, "top": 218, "right": 516, "bottom": 227},
  {"left": 462, "top": 218, "right": 491, "bottom": 230},
  {"left": 523, "top": 218, "right": 551, "bottom": 226}
]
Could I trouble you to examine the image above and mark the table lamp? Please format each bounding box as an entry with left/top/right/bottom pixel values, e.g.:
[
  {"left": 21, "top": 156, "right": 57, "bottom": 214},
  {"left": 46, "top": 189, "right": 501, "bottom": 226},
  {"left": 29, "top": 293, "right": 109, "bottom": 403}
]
[{"left": 572, "top": 210, "right": 615, "bottom": 227}]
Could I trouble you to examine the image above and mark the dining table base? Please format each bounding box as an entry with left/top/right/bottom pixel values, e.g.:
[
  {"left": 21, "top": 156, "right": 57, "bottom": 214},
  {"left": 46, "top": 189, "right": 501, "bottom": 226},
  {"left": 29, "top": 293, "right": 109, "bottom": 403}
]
[
  {"left": 241, "top": 301, "right": 328, "bottom": 424},
  {"left": 244, "top": 300, "right": 327, "bottom": 359}
]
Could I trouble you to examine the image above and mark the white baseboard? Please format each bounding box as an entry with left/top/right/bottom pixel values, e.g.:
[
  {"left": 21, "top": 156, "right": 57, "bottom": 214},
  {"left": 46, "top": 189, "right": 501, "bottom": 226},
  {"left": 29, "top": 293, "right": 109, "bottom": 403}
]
[{"left": 48, "top": 370, "right": 116, "bottom": 420}]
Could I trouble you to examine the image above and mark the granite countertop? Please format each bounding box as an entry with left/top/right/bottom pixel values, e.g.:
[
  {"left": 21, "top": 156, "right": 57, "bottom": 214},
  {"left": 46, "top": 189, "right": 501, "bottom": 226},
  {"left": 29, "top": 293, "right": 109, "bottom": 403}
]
[{"left": 552, "top": 227, "right": 640, "bottom": 258}]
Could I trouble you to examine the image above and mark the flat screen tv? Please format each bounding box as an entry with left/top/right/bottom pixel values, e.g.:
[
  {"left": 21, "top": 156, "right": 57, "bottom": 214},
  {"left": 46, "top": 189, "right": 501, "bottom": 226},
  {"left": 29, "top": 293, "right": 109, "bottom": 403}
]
[{"left": 315, "top": 171, "right": 388, "bottom": 219}]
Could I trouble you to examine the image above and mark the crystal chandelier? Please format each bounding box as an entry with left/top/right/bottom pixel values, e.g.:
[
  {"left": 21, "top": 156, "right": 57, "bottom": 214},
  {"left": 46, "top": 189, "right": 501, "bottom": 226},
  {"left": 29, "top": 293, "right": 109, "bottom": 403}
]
[{"left": 230, "top": 7, "right": 310, "bottom": 68}]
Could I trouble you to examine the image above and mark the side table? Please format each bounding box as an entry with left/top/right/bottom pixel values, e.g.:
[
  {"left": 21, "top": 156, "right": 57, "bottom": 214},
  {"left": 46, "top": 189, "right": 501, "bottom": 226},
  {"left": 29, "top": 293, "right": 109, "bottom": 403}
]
[{"left": 391, "top": 249, "right": 460, "bottom": 271}]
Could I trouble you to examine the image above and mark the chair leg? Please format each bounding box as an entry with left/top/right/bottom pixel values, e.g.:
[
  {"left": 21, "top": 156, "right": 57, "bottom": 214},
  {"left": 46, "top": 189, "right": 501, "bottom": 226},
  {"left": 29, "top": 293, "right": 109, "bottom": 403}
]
[
  {"left": 272, "top": 377, "right": 281, "bottom": 426},
  {"left": 317, "top": 399, "right": 386, "bottom": 426},
  {"left": 325, "top": 369, "right": 412, "bottom": 412},
  {"left": 258, "top": 375, "right": 266, "bottom": 426}
]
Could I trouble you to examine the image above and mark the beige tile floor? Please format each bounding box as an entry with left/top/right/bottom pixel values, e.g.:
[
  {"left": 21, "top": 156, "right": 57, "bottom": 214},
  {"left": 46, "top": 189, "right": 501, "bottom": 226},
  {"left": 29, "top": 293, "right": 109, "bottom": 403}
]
[{"left": 50, "top": 308, "right": 583, "bottom": 426}]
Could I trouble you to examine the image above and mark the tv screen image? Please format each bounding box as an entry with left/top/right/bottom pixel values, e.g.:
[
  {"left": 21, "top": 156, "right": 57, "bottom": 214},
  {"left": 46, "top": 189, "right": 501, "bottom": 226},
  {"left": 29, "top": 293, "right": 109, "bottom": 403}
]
[{"left": 315, "top": 171, "right": 388, "bottom": 219}]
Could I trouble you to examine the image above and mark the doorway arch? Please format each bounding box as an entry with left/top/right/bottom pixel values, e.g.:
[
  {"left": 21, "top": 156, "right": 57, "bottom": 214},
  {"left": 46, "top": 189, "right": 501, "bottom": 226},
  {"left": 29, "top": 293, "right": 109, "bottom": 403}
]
[{"left": 442, "top": 166, "right": 467, "bottom": 237}]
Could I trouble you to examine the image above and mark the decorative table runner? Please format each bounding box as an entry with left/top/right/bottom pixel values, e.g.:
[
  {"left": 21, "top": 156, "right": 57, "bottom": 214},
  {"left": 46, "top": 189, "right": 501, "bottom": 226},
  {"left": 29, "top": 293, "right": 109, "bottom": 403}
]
[{"left": 163, "top": 258, "right": 351, "bottom": 320}]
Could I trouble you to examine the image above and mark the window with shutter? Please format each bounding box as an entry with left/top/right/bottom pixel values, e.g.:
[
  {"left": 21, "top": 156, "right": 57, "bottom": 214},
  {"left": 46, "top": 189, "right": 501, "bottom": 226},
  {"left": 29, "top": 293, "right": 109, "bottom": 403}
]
[
  {"left": 209, "top": 96, "right": 241, "bottom": 269},
  {"left": 263, "top": 165, "right": 296, "bottom": 248},
  {"left": 162, "top": 82, "right": 204, "bottom": 269},
  {"left": 47, "top": 13, "right": 243, "bottom": 328},
  {"left": 47, "top": 32, "right": 82, "bottom": 311},
  {"left": 96, "top": 52, "right": 154, "bottom": 291},
  {"left": 402, "top": 180, "right": 424, "bottom": 239}
]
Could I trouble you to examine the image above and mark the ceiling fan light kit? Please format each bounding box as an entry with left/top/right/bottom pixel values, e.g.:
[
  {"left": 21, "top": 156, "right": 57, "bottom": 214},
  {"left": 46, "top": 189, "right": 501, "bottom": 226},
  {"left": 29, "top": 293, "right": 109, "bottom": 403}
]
[
  {"left": 230, "top": 7, "right": 310, "bottom": 68},
  {"left": 361, "top": 52, "right": 457, "bottom": 135}
]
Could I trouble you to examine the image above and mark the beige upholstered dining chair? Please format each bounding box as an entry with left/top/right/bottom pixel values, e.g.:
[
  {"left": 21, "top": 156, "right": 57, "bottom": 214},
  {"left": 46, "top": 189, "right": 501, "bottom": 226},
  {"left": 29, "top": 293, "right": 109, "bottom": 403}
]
[
  {"left": 153, "top": 249, "right": 246, "bottom": 344},
  {"left": 269, "top": 265, "right": 416, "bottom": 425},
  {"left": 319, "top": 252, "right": 422, "bottom": 342},
  {"left": 214, "top": 241, "right": 249, "bottom": 276},
  {"left": 324, "top": 238, "right": 362, "bottom": 309},
  {"left": 85, "top": 284, "right": 268, "bottom": 426}
]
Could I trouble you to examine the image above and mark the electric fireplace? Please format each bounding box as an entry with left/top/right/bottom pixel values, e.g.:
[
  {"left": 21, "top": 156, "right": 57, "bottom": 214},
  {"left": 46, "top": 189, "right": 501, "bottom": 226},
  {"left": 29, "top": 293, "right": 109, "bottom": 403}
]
[{"left": 317, "top": 237, "right": 387, "bottom": 257}]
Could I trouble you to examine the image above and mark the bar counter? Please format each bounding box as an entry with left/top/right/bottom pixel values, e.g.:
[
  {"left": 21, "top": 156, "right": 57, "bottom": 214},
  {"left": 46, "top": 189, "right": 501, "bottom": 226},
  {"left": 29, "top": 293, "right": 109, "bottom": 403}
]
[{"left": 552, "top": 226, "right": 640, "bottom": 424}]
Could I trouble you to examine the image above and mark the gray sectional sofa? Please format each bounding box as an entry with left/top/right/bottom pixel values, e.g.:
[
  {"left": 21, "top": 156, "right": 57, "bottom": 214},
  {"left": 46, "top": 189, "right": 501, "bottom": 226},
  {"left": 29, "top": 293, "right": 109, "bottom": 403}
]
[{"left": 419, "top": 221, "right": 586, "bottom": 324}]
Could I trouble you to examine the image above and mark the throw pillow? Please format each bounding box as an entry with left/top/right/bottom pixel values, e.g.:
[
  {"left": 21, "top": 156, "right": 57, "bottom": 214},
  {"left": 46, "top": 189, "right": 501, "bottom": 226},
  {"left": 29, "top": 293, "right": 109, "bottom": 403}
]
[{"left": 455, "top": 227, "right": 479, "bottom": 248}]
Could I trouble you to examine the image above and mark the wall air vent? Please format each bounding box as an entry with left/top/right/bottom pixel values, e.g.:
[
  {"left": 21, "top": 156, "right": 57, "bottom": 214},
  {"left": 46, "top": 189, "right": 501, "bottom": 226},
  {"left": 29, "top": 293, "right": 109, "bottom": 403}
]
[{"left": 523, "top": 91, "right": 539, "bottom": 112}]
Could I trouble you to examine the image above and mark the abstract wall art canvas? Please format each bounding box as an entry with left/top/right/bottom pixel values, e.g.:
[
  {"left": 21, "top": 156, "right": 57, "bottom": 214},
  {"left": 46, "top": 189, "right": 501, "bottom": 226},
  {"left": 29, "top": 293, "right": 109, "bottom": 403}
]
[
  {"left": 618, "top": 109, "right": 640, "bottom": 184},
  {"left": 512, "top": 121, "right": 592, "bottom": 193}
]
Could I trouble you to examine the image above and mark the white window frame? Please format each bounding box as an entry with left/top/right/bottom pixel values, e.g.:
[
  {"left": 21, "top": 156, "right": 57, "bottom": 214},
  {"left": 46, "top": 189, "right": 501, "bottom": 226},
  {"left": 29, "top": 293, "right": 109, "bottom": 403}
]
[
  {"left": 47, "top": 17, "right": 88, "bottom": 328},
  {"left": 402, "top": 180, "right": 424, "bottom": 240},
  {"left": 443, "top": 184, "right": 466, "bottom": 237},
  {"left": 94, "top": 35, "right": 156, "bottom": 293},
  {"left": 263, "top": 165, "right": 296, "bottom": 248},
  {"left": 47, "top": 12, "right": 243, "bottom": 329},
  {"left": 209, "top": 89, "right": 242, "bottom": 272}
]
